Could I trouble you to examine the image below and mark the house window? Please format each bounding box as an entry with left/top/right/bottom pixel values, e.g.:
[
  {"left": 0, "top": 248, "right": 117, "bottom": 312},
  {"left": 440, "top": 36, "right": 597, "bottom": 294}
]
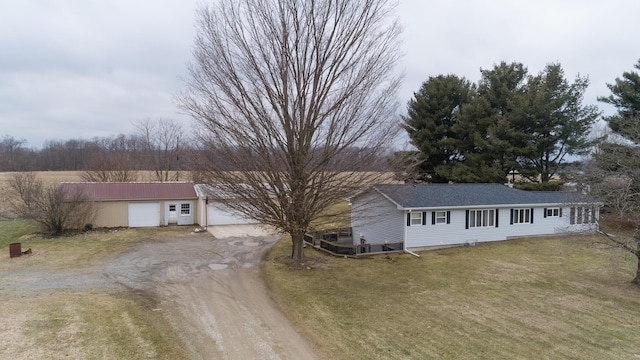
[
  {"left": 181, "top": 203, "right": 190, "bottom": 215},
  {"left": 435, "top": 211, "right": 447, "bottom": 224},
  {"left": 546, "top": 208, "right": 559, "bottom": 217},
  {"left": 577, "top": 207, "right": 583, "bottom": 223},
  {"left": 513, "top": 208, "right": 531, "bottom": 224},
  {"left": 469, "top": 209, "right": 494, "bottom": 228},
  {"left": 570, "top": 206, "right": 598, "bottom": 224},
  {"left": 570, "top": 207, "right": 575, "bottom": 224},
  {"left": 410, "top": 212, "right": 422, "bottom": 226},
  {"left": 169, "top": 205, "right": 176, "bottom": 212}
]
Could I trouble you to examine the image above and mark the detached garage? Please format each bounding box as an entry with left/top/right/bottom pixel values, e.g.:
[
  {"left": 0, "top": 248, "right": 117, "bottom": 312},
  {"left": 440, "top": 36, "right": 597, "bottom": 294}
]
[
  {"left": 195, "top": 184, "right": 271, "bottom": 237},
  {"left": 60, "top": 182, "right": 198, "bottom": 228}
]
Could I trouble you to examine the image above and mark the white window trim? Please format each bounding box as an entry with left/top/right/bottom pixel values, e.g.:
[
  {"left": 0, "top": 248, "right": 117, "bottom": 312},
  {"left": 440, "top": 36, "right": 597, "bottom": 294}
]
[
  {"left": 513, "top": 208, "right": 531, "bottom": 224},
  {"left": 410, "top": 212, "right": 422, "bottom": 226},
  {"left": 469, "top": 209, "right": 495, "bottom": 228},
  {"left": 435, "top": 211, "right": 447, "bottom": 224},
  {"left": 180, "top": 203, "right": 191, "bottom": 216},
  {"left": 546, "top": 207, "right": 560, "bottom": 217},
  {"left": 570, "top": 206, "right": 598, "bottom": 225}
]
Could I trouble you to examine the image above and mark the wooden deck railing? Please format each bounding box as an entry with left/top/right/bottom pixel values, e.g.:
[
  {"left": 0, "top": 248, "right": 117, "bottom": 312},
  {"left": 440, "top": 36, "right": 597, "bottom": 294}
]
[{"left": 304, "top": 228, "right": 403, "bottom": 257}]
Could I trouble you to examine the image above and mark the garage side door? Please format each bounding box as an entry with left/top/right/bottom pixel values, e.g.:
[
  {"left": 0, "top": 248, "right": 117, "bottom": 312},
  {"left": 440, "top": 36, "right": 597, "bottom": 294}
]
[
  {"left": 128, "top": 202, "right": 161, "bottom": 227},
  {"left": 208, "top": 203, "right": 258, "bottom": 226}
]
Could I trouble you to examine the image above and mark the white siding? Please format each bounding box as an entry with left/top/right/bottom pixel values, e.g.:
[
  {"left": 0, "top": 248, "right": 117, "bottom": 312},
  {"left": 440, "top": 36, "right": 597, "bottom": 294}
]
[
  {"left": 177, "top": 201, "right": 195, "bottom": 225},
  {"left": 406, "top": 209, "right": 470, "bottom": 247},
  {"left": 404, "top": 206, "right": 598, "bottom": 249},
  {"left": 351, "top": 188, "right": 600, "bottom": 250},
  {"left": 208, "top": 203, "right": 259, "bottom": 226},
  {"left": 351, "top": 191, "right": 404, "bottom": 245},
  {"left": 196, "top": 197, "right": 207, "bottom": 227}
]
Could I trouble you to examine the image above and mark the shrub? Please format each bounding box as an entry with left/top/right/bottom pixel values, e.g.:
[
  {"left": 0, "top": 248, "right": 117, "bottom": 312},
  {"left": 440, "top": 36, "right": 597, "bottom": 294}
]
[{"left": 9, "top": 172, "right": 96, "bottom": 234}]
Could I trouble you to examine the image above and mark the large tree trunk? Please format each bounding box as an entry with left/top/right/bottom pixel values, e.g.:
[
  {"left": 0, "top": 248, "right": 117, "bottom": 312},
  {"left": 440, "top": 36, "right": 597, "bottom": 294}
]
[
  {"left": 633, "top": 237, "right": 640, "bottom": 286},
  {"left": 291, "top": 232, "right": 305, "bottom": 262},
  {"left": 633, "top": 256, "right": 640, "bottom": 286}
]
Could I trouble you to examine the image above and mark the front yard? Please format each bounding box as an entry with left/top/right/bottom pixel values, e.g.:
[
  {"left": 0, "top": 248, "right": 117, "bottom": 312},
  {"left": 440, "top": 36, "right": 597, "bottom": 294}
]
[{"left": 263, "top": 233, "right": 640, "bottom": 359}]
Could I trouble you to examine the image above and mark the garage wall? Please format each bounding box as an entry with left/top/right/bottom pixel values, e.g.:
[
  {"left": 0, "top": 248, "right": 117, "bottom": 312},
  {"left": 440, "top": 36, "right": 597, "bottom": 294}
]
[
  {"left": 208, "top": 203, "right": 259, "bottom": 226},
  {"left": 196, "top": 197, "right": 207, "bottom": 228},
  {"left": 92, "top": 202, "right": 128, "bottom": 227},
  {"left": 92, "top": 199, "right": 198, "bottom": 228}
]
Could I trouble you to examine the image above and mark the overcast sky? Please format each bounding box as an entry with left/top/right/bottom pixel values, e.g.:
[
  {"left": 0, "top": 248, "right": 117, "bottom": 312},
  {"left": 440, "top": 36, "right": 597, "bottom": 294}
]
[{"left": 1, "top": 0, "right": 639, "bottom": 148}]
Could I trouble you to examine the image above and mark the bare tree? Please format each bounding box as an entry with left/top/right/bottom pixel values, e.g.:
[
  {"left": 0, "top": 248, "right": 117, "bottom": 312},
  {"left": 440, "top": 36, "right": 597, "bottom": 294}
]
[
  {"left": 388, "top": 150, "right": 425, "bottom": 183},
  {"left": 588, "top": 120, "right": 640, "bottom": 284},
  {"left": 179, "top": 0, "right": 402, "bottom": 261},
  {"left": 9, "top": 172, "right": 96, "bottom": 234},
  {"left": 0, "top": 135, "right": 28, "bottom": 171},
  {"left": 82, "top": 137, "right": 138, "bottom": 182},
  {"left": 134, "top": 118, "right": 184, "bottom": 182},
  {"left": 82, "top": 154, "right": 139, "bottom": 182}
]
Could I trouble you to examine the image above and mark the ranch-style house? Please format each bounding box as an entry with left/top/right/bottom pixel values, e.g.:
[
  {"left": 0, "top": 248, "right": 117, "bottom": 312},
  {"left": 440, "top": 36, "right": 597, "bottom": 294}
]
[{"left": 350, "top": 183, "right": 601, "bottom": 250}]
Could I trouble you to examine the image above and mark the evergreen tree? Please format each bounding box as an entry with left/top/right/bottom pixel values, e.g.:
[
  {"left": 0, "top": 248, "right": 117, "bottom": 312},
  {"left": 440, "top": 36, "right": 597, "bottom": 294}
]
[
  {"left": 515, "top": 63, "right": 599, "bottom": 182},
  {"left": 598, "top": 59, "right": 640, "bottom": 142},
  {"left": 442, "top": 62, "right": 528, "bottom": 183},
  {"left": 403, "top": 75, "right": 473, "bottom": 182}
]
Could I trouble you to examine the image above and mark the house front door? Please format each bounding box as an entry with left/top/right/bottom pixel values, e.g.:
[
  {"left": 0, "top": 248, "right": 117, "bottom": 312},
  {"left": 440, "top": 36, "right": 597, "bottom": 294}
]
[{"left": 168, "top": 204, "right": 178, "bottom": 224}]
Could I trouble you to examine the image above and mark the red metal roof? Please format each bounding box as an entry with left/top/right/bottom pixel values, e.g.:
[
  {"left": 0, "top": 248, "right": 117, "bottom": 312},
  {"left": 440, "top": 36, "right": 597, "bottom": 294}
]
[{"left": 59, "top": 182, "right": 198, "bottom": 201}]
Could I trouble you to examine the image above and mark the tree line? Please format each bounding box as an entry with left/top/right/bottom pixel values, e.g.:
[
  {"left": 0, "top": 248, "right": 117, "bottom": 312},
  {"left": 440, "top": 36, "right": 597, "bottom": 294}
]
[
  {"left": 0, "top": 118, "right": 189, "bottom": 178},
  {"left": 1, "top": 116, "right": 394, "bottom": 181}
]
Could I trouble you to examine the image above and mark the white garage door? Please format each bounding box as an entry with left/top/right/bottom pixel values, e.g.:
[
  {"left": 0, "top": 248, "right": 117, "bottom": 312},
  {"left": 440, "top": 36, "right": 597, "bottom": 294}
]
[
  {"left": 128, "top": 203, "right": 161, "bottom": 227},
  {"left": 208, "top": 203, "right": 257, "bottom": 226}
]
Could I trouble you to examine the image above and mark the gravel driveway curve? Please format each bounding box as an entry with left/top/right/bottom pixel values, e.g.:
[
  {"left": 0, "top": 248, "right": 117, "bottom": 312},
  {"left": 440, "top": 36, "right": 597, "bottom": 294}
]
[{"left": 106, "top": 230, "right": 320, "bottom": 360}]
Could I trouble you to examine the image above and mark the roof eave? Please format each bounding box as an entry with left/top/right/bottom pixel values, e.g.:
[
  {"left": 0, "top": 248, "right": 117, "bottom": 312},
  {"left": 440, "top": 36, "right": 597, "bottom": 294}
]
[
  {"left": 95, "top": 196, "right": 198, "bottom": 202},
  {"left": 401, "top": 201, "right": 601, "bottom": 211}
]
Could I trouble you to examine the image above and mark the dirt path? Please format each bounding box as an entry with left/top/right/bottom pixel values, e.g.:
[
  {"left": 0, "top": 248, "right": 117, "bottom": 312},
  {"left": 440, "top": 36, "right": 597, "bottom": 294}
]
[{"left": 106, "top": 231, "right": 320, "bottom": 360}]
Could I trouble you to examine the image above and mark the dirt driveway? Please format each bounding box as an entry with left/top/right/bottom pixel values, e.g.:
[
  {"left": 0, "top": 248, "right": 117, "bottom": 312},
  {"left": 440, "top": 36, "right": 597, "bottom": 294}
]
[{"left": 105, "top": 230, "right": 320, "bottom": 360}]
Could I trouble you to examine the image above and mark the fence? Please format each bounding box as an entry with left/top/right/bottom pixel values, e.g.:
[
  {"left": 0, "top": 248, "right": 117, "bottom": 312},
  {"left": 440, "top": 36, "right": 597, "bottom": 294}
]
[{"left": 304, "top": 228, "right": 404, "bottom": 257}]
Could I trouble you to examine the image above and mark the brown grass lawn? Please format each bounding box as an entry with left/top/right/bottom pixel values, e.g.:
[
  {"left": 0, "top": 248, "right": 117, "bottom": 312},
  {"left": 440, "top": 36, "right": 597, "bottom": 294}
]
[
  {"left": 263, "top": 234, "right": 640, "bottom": 359},
  {"left": 0, "top": 220, "right": 186, "bottom": 359}
]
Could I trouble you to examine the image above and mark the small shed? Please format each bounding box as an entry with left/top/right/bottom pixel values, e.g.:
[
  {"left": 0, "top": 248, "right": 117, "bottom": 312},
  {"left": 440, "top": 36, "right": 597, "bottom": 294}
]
[{"left": 60, "top": 182, "right": 198, "bottom": 228}]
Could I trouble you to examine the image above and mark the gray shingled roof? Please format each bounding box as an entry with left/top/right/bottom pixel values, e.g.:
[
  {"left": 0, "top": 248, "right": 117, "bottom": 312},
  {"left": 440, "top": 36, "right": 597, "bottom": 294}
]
[{"left": 373, "top": 183, "right": 596, "bottom": 209}]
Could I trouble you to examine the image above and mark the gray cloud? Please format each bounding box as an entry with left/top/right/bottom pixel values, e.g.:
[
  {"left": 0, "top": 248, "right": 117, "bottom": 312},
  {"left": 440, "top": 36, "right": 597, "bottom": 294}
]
[{"left": 1, "top": 0, "right": 639, "bottom": 148}]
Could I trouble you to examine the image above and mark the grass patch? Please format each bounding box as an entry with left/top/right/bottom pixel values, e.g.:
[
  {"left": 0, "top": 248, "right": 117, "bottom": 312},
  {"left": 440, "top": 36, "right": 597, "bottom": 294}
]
[
  {"left": 0, "top": 220, "right": 172, "bottom": 270},
  {"left": 2, "top": 292, "right": 185, "bottom": 360},
  {"left": 310, "top": 201, "right": 352, "bottom": 231},
  {"left": 0, "top": 220, "right": 189, "bottom": 360},
  {"left": 263, "top": 235, "right": 640, "bottom": 359},
  {"left": 0, "top": 219, "right": 38, "bottom": 245}
]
